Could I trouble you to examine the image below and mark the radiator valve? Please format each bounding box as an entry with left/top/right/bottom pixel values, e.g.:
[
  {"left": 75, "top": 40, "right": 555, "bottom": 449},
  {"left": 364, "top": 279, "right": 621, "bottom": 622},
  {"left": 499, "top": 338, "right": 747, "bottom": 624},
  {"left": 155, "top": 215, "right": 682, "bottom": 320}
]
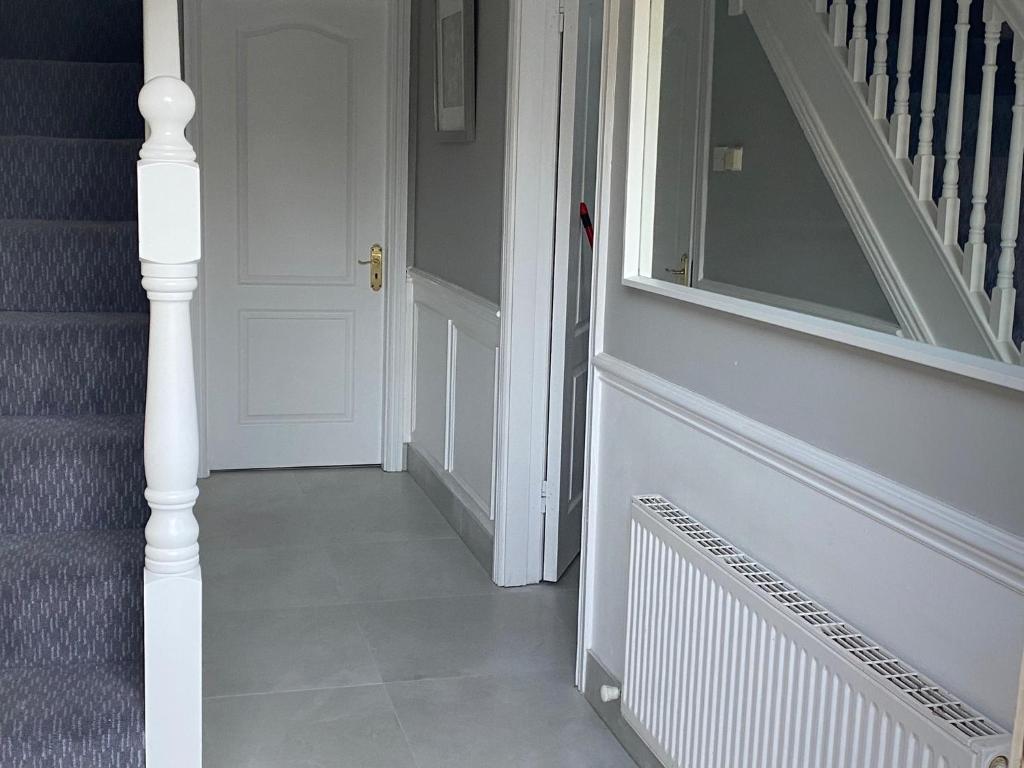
[{"left": 599, "top": 685, "right": 621, "bottom": 703}]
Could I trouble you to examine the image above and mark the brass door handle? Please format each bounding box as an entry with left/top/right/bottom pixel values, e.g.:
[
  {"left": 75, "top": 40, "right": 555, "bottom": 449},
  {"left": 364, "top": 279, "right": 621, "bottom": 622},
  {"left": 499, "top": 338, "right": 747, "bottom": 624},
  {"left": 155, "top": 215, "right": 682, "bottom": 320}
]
[
  {"left": 360, "top": 244, "right": 383, "bottom": 291},
  {"left": 665, "top": 252, "right": 690, "bottom": 284}
]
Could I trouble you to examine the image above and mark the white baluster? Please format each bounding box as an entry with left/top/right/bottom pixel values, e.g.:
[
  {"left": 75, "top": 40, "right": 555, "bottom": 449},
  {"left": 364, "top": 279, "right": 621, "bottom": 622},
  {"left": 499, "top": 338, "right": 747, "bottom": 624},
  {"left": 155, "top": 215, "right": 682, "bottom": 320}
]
[
  {"left": 848, "top": 0, "right": 869, "bottom": 83},
  {"left": 963, "top": 6, "right": 1005, "bottom": 292},
  {"left": 138, "top": 1, "right": 203, "bottom": 765},
  {"left": 868, "top": 0, "right": 892, "bottom": 120},
  {"left": 889, "top": 0, "right": 917, "bottom": 159},
  {"left": 912, "top": 0, "right": 944, "bottom": 200},
  {"left": 830, "top": 0, "right": 849, "bottom": 49},
  {"left": 991, "top": 36, "right": 1024, "bottom": 344},
  {"left": 937, "top": 0, "right": 974, "bottom": 245}
]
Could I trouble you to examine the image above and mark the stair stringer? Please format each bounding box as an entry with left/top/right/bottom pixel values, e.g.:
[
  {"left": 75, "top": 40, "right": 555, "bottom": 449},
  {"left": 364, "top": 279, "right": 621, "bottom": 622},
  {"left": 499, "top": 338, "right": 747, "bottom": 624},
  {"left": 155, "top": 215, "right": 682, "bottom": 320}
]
[{"left": 741, "top": 0, "right": 1013, "bottom": 362}]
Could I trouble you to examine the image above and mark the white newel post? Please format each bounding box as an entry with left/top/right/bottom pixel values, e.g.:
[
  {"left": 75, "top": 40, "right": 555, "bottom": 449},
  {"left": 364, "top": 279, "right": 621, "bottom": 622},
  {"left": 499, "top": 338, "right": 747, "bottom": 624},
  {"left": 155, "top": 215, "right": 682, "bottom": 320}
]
[
  {"left": 991, "top": 36, "right": 1024, "bottom": 344},
  {"left": 138, "top": 2, "right": 203, "bottom": 767},
  {"left": 938, "top": 0, "right": 973, "bottom": 245}
]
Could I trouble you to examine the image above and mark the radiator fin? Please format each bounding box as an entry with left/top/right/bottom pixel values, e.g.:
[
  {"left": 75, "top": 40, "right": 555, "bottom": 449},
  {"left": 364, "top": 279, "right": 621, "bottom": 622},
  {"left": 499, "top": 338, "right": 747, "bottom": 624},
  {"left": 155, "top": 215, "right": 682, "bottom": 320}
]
[{"left": 621, "top": 496, "right": 1010, "bottom": 768}]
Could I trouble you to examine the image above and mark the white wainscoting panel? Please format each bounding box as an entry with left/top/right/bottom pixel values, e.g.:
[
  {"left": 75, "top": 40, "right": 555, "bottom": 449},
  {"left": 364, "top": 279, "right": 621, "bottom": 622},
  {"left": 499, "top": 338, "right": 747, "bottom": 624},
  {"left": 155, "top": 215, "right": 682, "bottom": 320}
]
[
  {"left": 410, "top": 300, "right": 448, "bottom": 467},
  {"left": 409, "top": 269, "right": 500, "bottom": 525},
  {"left": 583, "top": 352, "right": 1024, "bottom": 728}
]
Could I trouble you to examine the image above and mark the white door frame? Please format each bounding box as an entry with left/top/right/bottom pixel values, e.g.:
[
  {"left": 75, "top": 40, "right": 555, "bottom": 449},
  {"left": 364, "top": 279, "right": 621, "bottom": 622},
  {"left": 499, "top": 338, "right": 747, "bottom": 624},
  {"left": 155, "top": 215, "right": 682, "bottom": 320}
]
[
  {"left": 186, "top": 0, "right": 411, "bottom": 475},
  {"left": 492, "top": 0, "right": 564, "bottom": 586},
  {"left": 380, "top": 0, "right": 413, "bottom": 472}
]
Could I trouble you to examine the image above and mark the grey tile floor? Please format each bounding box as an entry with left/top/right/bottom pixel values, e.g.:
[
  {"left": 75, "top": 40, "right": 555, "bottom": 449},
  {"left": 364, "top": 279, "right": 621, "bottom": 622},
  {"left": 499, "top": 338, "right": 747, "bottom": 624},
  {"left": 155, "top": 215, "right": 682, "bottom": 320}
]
[{"left": 197, "top": 467, "right": 636, "bottom": 768}]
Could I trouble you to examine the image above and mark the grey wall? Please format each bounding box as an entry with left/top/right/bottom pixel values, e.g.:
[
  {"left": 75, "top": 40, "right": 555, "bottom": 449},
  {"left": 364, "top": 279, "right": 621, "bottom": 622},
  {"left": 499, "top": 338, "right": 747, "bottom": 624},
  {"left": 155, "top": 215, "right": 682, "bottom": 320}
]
[
  {"left": 410, "top": 0, "right": 509, "bottom": 304},
  {"left": 700, "top": 2, "right": 895, "bottom": 323},
  {"left": 585, "top": 0, "right": 1024, "bottom": 729}
]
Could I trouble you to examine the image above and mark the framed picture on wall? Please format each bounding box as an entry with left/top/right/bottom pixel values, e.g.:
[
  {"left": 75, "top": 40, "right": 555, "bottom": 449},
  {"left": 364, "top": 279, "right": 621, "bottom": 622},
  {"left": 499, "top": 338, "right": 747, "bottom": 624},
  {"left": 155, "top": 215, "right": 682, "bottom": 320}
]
[{"left": 434, "top": 0, "right": 475, "bottom": 142}]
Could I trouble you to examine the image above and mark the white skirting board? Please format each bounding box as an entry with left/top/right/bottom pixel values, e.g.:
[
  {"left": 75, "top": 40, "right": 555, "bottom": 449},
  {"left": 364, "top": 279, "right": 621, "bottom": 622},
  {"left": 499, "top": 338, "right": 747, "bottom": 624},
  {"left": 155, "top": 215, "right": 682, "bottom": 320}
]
[
  {"left": 407, "top": 269, "right": 499, "bottom": 535},
  {"left": 581, "top": 352, "right": 1024, "bottom": 729}
]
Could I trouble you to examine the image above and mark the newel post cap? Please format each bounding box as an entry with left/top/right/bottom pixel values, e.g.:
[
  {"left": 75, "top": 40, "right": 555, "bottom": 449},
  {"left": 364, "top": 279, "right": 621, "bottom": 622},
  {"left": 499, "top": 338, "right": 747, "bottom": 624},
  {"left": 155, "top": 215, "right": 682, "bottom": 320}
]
[{"left": 139, "top": 76, "right": 197, "bottom": 162}]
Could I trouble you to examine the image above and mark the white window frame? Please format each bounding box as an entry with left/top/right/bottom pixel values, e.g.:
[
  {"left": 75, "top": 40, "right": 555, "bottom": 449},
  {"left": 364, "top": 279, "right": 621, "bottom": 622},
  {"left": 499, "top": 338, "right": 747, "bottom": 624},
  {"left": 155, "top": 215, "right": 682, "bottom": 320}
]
[{"left": 619, "top": 0, "right": 1024, "bottom": 394}]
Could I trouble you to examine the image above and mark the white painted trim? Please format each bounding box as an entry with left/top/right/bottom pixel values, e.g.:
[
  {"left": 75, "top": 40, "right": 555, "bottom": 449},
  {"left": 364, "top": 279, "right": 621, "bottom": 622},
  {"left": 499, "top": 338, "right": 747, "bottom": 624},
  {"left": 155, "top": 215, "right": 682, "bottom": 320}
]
[
  {"left": 493, "top": 0, "right": 564, "bottom": 587},
  {"left": 182, "top": 0, "right": 208, "bottom": 478},
  {"left": 409, "top": 268, "right": 499, "bottom": 530},
  {"left": 620, "top": 0, "right": 1024, "bottom": 378},
  {"left": 593, "top": 350, "right": 1024, "bottom": 595},
  {"left": 382, "top": 0, "right": 413, "bottom": 472},
  {"left": 697, "top": 278, "right": 902, "bottom": 336},
  {"left": 622, "top": 273, "right": 1024, "bottom": 394},
  {"left": 577, "top": 0, "right": 626, "bottom": 690},
  {"left": 408, "top": 267, "right": 500, "bottom": 333}
]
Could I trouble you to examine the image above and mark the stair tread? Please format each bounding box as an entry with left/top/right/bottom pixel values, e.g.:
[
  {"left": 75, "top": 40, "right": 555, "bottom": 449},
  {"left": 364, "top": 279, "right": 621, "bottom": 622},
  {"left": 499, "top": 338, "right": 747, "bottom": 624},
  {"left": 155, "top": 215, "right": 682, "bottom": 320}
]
[
  {"left": 0, "top": 136, "right": 140, "bottom": 222},
  {"left": 0, "top": 528, "right": 145, "bottom": 574},
  {"left": 0, "top": 661, "right": 144, "bottom": 767},
  {"left": 0, "top": 220, "right": 144, "bottom": 313},
  {"left": 0, "top": 310, "right": 148, "bottom": 324},
  {"left": 0, "top": 0, "right": 142, "bottom": 63},
  {"left": 0, "top": 311, "right": 149, "bottom": 417},
  {"left": 0, "top": 411, "right": 144, "bottom": 431},
  {"left": 0, "top": 59, "right": 143, "bottom": 140},
  {"left": 0, "top": 413, "right": 148, "bottom": 535},
  {"left": 1, "top": 530, "right": 144, "bottom": 668}
]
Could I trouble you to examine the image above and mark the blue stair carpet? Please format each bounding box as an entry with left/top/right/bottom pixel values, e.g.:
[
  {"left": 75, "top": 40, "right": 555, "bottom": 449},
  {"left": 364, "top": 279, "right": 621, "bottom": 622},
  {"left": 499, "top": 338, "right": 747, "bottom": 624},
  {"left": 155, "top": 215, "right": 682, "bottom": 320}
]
[{"left": 0, "top": 2, "right": 147, "bottom": 765}]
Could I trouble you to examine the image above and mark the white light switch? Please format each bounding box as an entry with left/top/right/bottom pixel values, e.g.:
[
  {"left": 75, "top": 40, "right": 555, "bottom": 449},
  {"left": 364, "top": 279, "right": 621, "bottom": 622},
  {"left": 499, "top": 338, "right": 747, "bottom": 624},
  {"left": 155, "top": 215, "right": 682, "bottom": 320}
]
[{"left": 712, "top": 145, "right": 744, "bottom": 172}]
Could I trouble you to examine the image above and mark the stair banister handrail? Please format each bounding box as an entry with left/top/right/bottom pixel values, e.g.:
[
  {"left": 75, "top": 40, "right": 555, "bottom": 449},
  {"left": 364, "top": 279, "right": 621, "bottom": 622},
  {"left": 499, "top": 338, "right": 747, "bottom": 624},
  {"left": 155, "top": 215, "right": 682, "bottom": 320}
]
[{"left": 137, "top": 1, "right": 203, "bottom": 767}]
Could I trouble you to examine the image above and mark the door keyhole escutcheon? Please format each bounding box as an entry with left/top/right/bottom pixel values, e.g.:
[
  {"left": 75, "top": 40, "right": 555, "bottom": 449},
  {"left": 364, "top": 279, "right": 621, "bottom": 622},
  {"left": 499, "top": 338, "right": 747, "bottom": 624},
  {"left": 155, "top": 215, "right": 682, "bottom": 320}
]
[{"left": 359, "top": 244, "right": 384, "bottom": 292}]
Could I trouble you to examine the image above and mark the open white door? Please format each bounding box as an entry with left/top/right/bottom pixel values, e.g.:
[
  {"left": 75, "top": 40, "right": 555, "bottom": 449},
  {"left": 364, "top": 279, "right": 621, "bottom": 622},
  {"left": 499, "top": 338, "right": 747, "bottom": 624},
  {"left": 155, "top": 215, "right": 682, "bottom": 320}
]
[
  {"left": 543, "top": 0, "right": 604, "bottom": 581},
  {"left": 200, "top": 0, "right": 388, "bottom": 469}
]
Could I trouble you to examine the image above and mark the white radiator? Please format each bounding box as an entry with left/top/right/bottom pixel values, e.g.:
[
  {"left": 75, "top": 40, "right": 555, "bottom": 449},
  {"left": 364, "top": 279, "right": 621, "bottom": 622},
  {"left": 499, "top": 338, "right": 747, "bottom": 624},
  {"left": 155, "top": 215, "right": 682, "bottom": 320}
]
[{"left": 623, "top": 495, "right": 1011, "bottom": 768}]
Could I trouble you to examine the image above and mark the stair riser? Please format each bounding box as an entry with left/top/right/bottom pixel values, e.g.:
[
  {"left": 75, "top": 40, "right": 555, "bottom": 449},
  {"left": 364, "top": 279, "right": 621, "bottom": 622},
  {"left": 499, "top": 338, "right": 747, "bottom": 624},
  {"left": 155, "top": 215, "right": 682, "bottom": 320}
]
[
  {"left": 0, "top": 223, "right": 146, "bottom": 313},
  {"left": 1, "top": 577, "right": 142, "bottom": 668},
  {"left": 0, "top": 0, "right": 142, "bottom": 63},
  {"left": 0, "top": 138, "right": 140, "bottom": 221},
  {"left": 0, "top": 61, "right": 143, "bottom": 139},
  {"left": 0, "top": 421, "right": 148, "bottom": 534},
  {"left": 0, "top": 317, "right": 148, "bottom": 417}
]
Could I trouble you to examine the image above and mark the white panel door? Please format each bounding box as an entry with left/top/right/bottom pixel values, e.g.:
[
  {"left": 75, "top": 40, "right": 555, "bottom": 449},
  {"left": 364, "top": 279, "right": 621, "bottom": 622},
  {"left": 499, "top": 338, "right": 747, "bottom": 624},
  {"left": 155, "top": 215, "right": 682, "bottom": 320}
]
[
  {"left": 543, "top": 0, "right": 604, "bottom": 581},
  {"left": 201, "top": 0, "right": 387, "bottom": 469}
]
